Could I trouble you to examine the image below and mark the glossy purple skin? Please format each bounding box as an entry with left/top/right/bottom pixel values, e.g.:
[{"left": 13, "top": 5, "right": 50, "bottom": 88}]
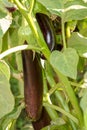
[
  {"left": 36, "top": 13, "right": 55, "bottom": 51},
  {"left": 22, "top": 50, "right": 43, "bottom": 121},
  {"left": 32, "top": 107, "right": 51, "bottom": 130}
]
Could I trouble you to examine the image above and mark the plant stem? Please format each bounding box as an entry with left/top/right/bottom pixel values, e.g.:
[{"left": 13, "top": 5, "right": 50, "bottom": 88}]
[
  {"left": 42, "top": 69, "right": 59, "bottom": 120},
  {"left": 0, "top": 45, "right": 28, "bottom": 59},
  {"left": 45, "top": 106, "right": 59, "bottom": 120},
  {"left": 43, "top": 102, "right": 78, "bottom": 125},
  {"left": 59, "top": 14, "right": 83, "bottom": 128},
  {"left": 66, "top": 23, "right": 71, "bottom": 39},
  {"left": 13, "top": 0, "right": 51, "bottom": 60},
  {"left": 28, "top": 0, "right": 35, "bottom": 14},
  {"left": 45, "top": 59, "right": 83, "bottom": 127},
  {"left": 70, "top": 81, "right": 82, "bottom": 88},
  {"left": 48, "top": 83, "right": 62, "bottom": 96},
  {"left": 56, "top": 70, "right": 83, "bottom": 127},
  {"left": 61, "top": 18, "right": 67, "bottom": 50},
  {"left": 13, "top": 0, "right": 27, "bottom": 13},
  {"left": 45, "top": 62, "right": 77, "bottom": 129}
]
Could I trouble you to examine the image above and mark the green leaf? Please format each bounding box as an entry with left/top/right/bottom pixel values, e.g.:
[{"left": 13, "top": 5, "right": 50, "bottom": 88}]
[
  {"left": 0, "top": 1, "right": 7, "bottom": 19},
  {"left": 0, "top": 0, "right": 14, "bottom": 19},
  {"left": 34, "top": 1, "right": 50, "bottom": 15},
  {"left": 18, "top": 25, "right": 36, "bottom": 45},
  {"left": 0, "top": 60, "right": 14, "bottom": 119},
  {"left": 0, "top": 77, "right": 14, "bottom": 119},
  {"left": 0, "top": 60, "right": 10, "bottom": 80},
  {"left": 0, "top": 28, "right": 3, "bottom": 52},
  {"left": 9, "top": 28, "right": 19, "bottom": 47},
  {"left": 16, "top": 52, "right": 22, "bottom": 72},
  {"left": 80, "top": 89, "right": 87, "bottom": 112},
  {"left": 0, "top": 102, "right": 24, "bottom": 129},
  {"left": 41, "top": 124, "right": 69, "bottom": 130},
  {"left": 18, "top": 25, "right": 40, "bottom": 51},
  {"left": 67, "top": 32, "right": 87, "bottom": 57},
  {"left": 37, "top": 0, "right": 63, "bottom": 17},
  {"left": 50, "top": 48, "right": 79, "bottom": 79},
  {"left": 80, "top": 28, "right": 87, "bottom": 37},
  {"left": 51, "top": 118, "right": 65, "bottom": 126},
  {"left": 84, "top": 109, "right": 87, "bottom": 130},
  {"left": 63, "top": 3, "right": 87, "bottom": 22},
  {"left": 0, "top": 28, "right": 3, "bottom": 38},
  {"left": 0, "top": 14, "right": 12, "bottom": 34},
  {"left": 0, "top": 11, "right": 7, "bottom": 19},
  {"left": 80, "top": 89, "right": 87, "bottom": 129},
  {"left": 37, "top": 0, "right": 87, "bottom": 21},
  {"left": 11, "top": 10, "right": 22, "bottom": 28}
]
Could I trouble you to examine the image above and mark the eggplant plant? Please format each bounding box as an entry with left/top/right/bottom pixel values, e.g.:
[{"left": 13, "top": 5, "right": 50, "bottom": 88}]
[{"left": 0, "top": 0, "right": 87, "bottom": 130}]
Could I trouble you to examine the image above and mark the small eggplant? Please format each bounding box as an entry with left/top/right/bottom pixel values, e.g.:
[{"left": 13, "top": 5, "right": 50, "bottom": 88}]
[
  {"left": 22, "top": 50, "right": 43, "bottom": 121},
  {"left": 36, "top": 13, "right": 56, "bottom": 51}
]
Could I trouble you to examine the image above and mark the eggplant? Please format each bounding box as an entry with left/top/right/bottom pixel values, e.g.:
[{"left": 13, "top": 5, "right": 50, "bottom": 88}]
[
  {"left": 36, "top": 13, "right": 56, "bottom": 51},
  {"left": 22, "top": 50, "right": 43, "bottom": 121},
  {"left": 32, "top": 107, "right": 51, "bottom": 130}
]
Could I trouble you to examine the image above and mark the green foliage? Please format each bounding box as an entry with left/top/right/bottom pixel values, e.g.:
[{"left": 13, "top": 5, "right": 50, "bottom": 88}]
[
  {"left": 0, "top": 102, "right": 24, "bottom": 130},
  {"left": 37, "top": 0, "right": 87, "bottom": 21},
  {"left": 41, "top": 124, "right": 70, "bottom": 130},
  {"left": 68, "top": 32, "right": 87, "bottom": 57},
  {"left": 50, "top": 48, "right": 79, "bottom": 79},
  {"left": 0, "top": 0, "right": 87, "bottom": 129},
  {"left": 0, "top": 60, "right": 14, "bottom": 119},
  {"left": 18, "top": 25, "right": 36, "bottom": 45}
]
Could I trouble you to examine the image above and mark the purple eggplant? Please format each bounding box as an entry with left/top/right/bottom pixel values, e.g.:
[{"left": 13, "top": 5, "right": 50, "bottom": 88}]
[
  {"left": 36, "top": 13, "right": 56, "bottom": 51},
  {"left": 22, "top": 49, "right": 43, "bottom": 121}
]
